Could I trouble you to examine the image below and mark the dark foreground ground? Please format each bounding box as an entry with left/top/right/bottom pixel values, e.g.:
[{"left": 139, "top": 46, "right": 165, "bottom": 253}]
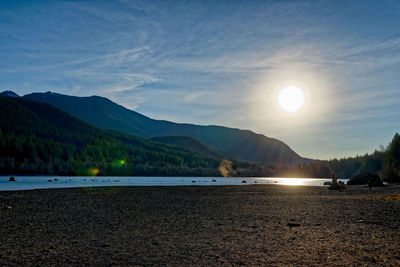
[{"left": 1, "top": 185, "right": 399, "bottom": 266}]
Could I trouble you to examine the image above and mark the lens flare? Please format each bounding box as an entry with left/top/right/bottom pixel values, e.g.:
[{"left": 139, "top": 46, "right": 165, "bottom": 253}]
[
  {"left": 112, "top": 159, "right": 126, "bottom": 168},
  {"left": 87, "top": 167, "right": 100, "bottom": 176}
]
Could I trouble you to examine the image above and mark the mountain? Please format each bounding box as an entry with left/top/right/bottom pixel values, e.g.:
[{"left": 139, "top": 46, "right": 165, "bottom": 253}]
[
  {"left": 151, "top": 136, "right": 226, "bottom": 159},
  {"left": 0, "top": 96, "right": 229, "bottom": 176},
  {"left": 23, "top": 91, "right": 311, "bottom": 166},
  {"left": 0, "top": 91, "right": 19, "bottom": 97}
]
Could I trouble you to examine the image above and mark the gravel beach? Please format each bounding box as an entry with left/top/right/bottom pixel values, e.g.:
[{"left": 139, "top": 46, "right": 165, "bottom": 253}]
[{"left": 1, "top": 185, "right": 399, "bottom": 266}]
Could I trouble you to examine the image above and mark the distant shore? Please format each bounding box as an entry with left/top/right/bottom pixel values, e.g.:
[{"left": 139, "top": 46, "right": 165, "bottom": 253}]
[{"left": 1, "top": 185, "right": 399, "bottom": 265}]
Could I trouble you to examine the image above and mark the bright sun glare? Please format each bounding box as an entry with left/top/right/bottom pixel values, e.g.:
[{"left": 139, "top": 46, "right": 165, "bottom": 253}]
[{"left": 278, "top": 86, "right": 305, "bottom": 113}]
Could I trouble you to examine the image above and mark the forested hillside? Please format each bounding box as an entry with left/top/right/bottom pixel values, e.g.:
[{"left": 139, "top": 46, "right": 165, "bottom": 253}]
[
  {"left": 0, "top": 97, "right": 223, "bottom": 176},
  {"left": 150, "top": 136, "right": 226, "bottom": 158},
  {"left": 1, "top": 95, "right": 398, "bottom": 181},
  {"left": 325, "top": 134, "right": 400, "bottom": 182},
  {"left": 0, "top": 96, "right": 277, "bottom": 177},
  {"left": 24, "top": 91, "right": 311, "bottom": 166}
]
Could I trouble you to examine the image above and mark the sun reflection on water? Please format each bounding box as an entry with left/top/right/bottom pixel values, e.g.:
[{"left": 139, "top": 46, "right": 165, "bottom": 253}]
[
  {"left": 260, "top": 177, "right": 331, "bottom": 186},
  {"left": 277, "top": 178, "right": 308, "bottom": 186}
]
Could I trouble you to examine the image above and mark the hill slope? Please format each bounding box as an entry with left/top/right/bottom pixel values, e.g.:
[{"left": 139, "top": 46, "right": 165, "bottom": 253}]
[
  {"left": 23, "top": 91, "right": 311, "bottom": 165},
  {"left": 0, "top": 96, "right": 228, "bottom": 176},
  {"left": 0, "top": 91, "right": 19, "bottom": 97},
  {"left": 151, "top": 136, "right": 226, "bottom": 159}
]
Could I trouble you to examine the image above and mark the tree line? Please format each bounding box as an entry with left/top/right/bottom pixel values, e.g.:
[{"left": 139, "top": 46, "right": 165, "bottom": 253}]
[
  {"left": 274, "top": 133, "right": 399, "bottom": 182},
  {"left": 1, "top": 96, "right": 399, "bottom": 181}
]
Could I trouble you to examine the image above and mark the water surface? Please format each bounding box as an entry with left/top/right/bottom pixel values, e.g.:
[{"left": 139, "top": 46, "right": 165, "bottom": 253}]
[{"left": 0, "top": 176, "right": 349, "bottom": 191}]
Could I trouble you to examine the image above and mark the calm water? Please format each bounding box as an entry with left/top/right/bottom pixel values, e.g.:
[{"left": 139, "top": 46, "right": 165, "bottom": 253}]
[{"left": 0, "top": 176, "right": 349, "bottom": 191}]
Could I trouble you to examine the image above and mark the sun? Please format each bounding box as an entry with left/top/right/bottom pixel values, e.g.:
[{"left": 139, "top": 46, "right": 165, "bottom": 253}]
[{"left": 278, "top": 86, "right": 305, "bottom": 113}]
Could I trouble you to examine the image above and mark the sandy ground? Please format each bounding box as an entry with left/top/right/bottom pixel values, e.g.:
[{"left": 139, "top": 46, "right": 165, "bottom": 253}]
[{"left": 0, "top": 184, "right": 399, "bottom": 266}]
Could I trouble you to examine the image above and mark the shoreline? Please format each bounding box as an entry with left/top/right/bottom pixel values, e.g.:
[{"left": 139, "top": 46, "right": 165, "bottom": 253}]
[
  {"left": 0, "top": 176, "right": 350, "bottom": 191},
  {"left": 0, "top": 183, "right": 397, "bottom": 192},
  {"left": 1, "top": 185, "right": 399, "bottom": 265}
]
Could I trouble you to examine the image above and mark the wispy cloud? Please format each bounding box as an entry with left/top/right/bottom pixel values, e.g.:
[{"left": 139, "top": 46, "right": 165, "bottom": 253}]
[{"left": 1, "top": 0, "right": 400, "bottom": 159}]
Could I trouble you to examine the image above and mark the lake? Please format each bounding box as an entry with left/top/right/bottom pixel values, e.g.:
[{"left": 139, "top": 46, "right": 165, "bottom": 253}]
[{"left": 0, "top": 176, "right": 349, "bottom": 191}]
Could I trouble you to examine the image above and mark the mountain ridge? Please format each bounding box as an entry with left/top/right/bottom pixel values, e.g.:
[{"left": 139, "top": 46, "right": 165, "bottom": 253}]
[
  {"left": 8, "top": 90, "right": 312, "bottom": 166},
  {"left": 0, "top": 91, "right": 19, "bottom": 98},
  {"left": 0, "top": 96, "right": 226, "bottom": 176}
]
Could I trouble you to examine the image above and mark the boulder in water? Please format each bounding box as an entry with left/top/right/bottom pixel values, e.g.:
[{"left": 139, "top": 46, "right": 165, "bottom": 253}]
[
  {"left": 323, "top": 181, "right": 332, "bottom": 186},
  {"left": 9, "top": 176, "right": 16, "bottom": 182}
]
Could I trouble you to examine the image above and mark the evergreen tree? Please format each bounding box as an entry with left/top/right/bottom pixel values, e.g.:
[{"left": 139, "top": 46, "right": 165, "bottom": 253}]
[{"left": 384, "top": 133, "right": 400, "bottom": 183}]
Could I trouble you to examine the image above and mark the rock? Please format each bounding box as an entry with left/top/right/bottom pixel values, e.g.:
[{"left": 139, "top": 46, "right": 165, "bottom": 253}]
[
  {"left": 328, "top": 183, "right": 345, "bottom": 190},
  {"left": 323, "top": 181, "right": 332, "bottom": 186},
  {"left": 369, "top": 179, "right": 384, "bottom": 187},
  {"left": 48, "top": 179, "right": 52, "bottom": 182},
  {"left": 212, "top": 179, "right": 217, "bottom": 182},
  {"left": 241, "top": 180, "right": 247, "bottom": 183},
  {"left": 347, "top": 173, "right": 382, "bottom": 186},
  {"left": 8, "top": 176, "right": 16, "bottom": 182},
  {"left": 54, "top": 178, "right": 58, "bottom": 181},
  {"left": 287, "top": 223, "right": 301, "bottom": 228}
]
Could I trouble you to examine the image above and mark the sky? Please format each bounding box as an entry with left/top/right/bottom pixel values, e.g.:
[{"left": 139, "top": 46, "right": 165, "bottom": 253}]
[{"left": 1, "top": 0, "right": 400, "bottom": 160}]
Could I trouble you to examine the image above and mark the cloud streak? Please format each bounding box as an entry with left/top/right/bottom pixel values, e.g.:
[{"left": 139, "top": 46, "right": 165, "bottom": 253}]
[{"left": 1, "top": 0, "right": 400, "bottom": 159}]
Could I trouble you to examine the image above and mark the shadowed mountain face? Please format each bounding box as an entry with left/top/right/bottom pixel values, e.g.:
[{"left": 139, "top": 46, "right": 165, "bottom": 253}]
[
  {"left": 23, "top": 91, "right": 311, "bottom": 165},
  {"left": 0, "top": 96, "right": 226, "bottom": 176},
  {"left": 151, "top": 136, "right": 226, "bottom": 159},
  {"left": 0, "top": 91, "right": 19, "bottom": 98}
]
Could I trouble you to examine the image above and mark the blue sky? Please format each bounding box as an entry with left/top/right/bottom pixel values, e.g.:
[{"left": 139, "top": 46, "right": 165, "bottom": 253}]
[{"left": 1, "top": 0, "right": 400, "bottom": 159}]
